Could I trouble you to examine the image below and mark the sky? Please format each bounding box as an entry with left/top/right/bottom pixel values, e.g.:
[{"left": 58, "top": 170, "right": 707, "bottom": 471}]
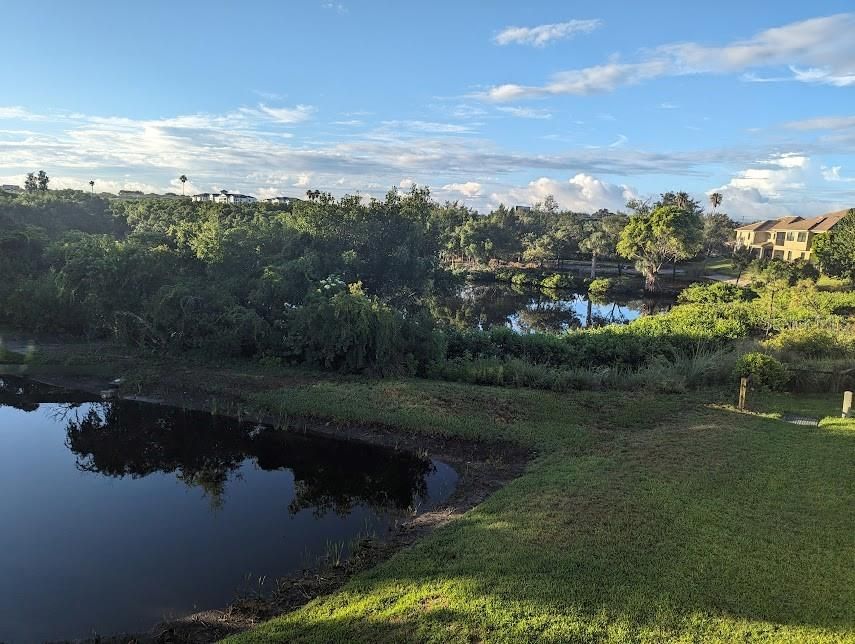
[{"left": 1, "top": 1, "right": 854, "bottom": 220}]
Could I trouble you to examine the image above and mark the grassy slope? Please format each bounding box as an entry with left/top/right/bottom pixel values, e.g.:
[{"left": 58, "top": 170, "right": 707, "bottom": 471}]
[{"left": 227, "top": 380, "right": 855, "bottom": 643}]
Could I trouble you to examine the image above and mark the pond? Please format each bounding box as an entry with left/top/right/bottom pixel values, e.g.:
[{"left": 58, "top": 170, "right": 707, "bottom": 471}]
[
  {"left": 434, "top": 284, "right": 674, "bottom": 334},
  {"left": 0, "top": 376, "right": 457, "bottom": 643}
]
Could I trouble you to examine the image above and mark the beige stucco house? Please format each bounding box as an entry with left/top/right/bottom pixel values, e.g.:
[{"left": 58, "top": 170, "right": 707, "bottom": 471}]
[{"left": 734, "top": 210, "right": 849, "bottom": 262}]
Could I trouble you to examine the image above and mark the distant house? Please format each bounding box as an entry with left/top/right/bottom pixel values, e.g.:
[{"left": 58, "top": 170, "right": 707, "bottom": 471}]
[
  {"left": 263, "top": 196, "right": 300, "bottom": 205},
  {"left": 735, "top": 209, "right": 850, "bottom": 262},
  {"left": 193, "top": 190, "right": 257, "bottom": 205},
  {"left": 1, "top": 184, "right": 21, "bottom": 194},
  {"left": 512, "top": 205, "right": 532, "bottom": 215}
]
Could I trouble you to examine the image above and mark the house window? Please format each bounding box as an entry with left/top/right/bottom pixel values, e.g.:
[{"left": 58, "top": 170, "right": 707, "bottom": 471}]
[
  {"left": 786, "top": 232, "right": 795, "bottom": 241},
  {"left": 786, "top": 251, "right": 792, "bottom": 260},
  {"left": 773, "top": 250, "right": 784, "bottom": 259},
  {"left": 797, "top": 232, "right": 807, "bottom": 242}
]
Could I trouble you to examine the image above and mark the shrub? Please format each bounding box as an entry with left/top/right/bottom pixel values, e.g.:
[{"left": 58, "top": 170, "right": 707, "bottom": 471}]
[
  {"left": 276, "top": 282, "right": 444, "bottom": 375},
  {"left": 763, "top": 327, "right": 854, "bottom": 359},
  {"left": 732, "top": 352, "right": 790, "bottom": 391},
  {"left": 678, "top": 282, "right": 754, "bottom": 304},
  {"left": 588, "top": 277, "right": 614, "bottom": 300},
  {"left": 540, "top": 273, "right": 574, "bottom": 289}
]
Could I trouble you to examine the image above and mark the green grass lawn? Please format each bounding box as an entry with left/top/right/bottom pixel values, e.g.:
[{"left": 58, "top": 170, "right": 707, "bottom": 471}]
[{"left": 226, "top": 379, "right": 855, "bottom": 643}]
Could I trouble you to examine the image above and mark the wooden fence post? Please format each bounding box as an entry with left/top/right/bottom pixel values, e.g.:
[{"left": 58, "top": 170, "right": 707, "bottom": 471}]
[
  {"left": 738, "top": 377, "right": 748, "bottom": 411},
  {"left": 843, "top": 391, "right": 853, "bottom": 419}
]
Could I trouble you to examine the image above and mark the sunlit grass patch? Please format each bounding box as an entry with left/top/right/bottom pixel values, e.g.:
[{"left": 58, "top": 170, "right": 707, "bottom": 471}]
[{"left": 231, "top": 382, "right": 855, "bottom": 643}]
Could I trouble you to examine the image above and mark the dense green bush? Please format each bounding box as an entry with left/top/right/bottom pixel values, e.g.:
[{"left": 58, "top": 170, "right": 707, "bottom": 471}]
[
  {"left": 732, "top": 352, "right": 790, "bottom": 391},
  {"left": 588, "top": 277, "right": 614, "bottom": 300},
  {"left": 763, "top": 327, "right": 854, "bottom": 359},
  {"left": 275, "top": 280, "right": 444, "bottom": 375},
  {"left": 678, "top": 282, "right": 755, "bottom": 304},
  {"left": 540, "top": 273, "right": 576, "bottom": 289}
]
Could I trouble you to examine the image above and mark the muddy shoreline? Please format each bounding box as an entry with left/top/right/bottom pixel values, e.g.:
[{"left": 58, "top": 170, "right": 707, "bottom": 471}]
[{"left": 7, "top": 366, "right": 531, "bottom": 644}]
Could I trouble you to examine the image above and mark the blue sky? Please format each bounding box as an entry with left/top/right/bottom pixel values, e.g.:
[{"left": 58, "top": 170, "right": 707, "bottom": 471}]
[{"left": 1, "top": 1, "right": 854, "bottom": 219}]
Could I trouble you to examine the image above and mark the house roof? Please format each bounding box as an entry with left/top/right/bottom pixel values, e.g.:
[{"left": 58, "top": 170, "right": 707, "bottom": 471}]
[
  {"left": 809, "top": 213, "right": 846, "bottom": 232},
  {"left": 736, "top": 209, "right": 851, "bottom": 233},
  {"left": 769, "top": 216, "right": 803, "bottom": 230},
  {"left": 735, "top": 219, "right": 776, "bottom": 232}
]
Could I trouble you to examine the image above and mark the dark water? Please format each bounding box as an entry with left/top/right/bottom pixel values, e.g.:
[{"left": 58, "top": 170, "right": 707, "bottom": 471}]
[
  {"left": 434, "top": 284, "right": 674, "bottom": 334},
  {"left": 0, "top": 377, "right": 457, "bottom": 643}
]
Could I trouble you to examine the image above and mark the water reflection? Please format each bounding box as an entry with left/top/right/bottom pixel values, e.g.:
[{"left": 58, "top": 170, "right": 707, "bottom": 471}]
[
  {"left": 62, "top": 401, "right": 433, "bottom": 514},
  {"left": 0, "top": 376, "right": 457, "bottom": 642},
  {"left": 432, "top": 284, "right": 673, "bottom": 333}
]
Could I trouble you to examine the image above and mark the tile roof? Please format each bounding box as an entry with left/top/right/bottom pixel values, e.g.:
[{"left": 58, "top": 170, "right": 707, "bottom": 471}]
[
  {"left": 769, "top": 216, "right": 803, "bottom": 230},
  {"left": 736, "top": 209, "right": 851, "bottom": 233},
  {"left": 735, "top": 219, "right": 776, "bottom": 231}
]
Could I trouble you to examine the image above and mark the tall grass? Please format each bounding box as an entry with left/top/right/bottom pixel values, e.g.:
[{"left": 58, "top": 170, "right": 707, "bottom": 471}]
[{"left": 432, "top": 344, "right": 744, "bottom": 393}]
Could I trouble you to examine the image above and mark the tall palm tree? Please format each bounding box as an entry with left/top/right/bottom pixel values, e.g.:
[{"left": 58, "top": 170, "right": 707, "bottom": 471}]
[
  {"left": 709, "top": 192, "right": 723, "bottom": 211},
  {"left": 179, "top": 175, "right": 188, "bottom": 195},
  {"left": 89, "top": 180, "right": 95, "bottom": 193}
]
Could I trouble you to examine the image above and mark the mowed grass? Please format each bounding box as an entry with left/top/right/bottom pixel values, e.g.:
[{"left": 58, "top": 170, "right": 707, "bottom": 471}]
[{"left": 228, "top": 378, "right": 855, "bottom": 643}]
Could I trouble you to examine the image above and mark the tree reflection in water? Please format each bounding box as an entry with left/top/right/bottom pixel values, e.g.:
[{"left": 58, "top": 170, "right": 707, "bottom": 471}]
[{"left": 0, "top": 379, "right": 436, "bottom": 516}]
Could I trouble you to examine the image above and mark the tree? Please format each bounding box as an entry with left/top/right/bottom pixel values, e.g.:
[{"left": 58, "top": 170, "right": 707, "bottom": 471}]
[
  {"left": 579, "top": 228, "right": 613, "bottom": 279},
  {"left": 24, "top": 173, "right": 37, "bottom": 193},
  {"left": 709, "top": 192, "right": 723, "bottom": 211},
  {"left": 89, "top": 180, "right": 95, "bottom": 194},
  {"left": 617, "top": 204, "right": 703, "bottom": 291},
  {"left": 36, "top": 170, "right": 49, "bottom": 191},
  {"left": 179, "top": 175, "right": 188, "bottom": 195},
  {"left": 730, "top": 245, "right": 753, "bottom": 286},
  {"left": 813, "top": 209, "right": 855, "bottom": 280},
  {"left": 701, "top": 212, "right": 735, "bottom": 259}
]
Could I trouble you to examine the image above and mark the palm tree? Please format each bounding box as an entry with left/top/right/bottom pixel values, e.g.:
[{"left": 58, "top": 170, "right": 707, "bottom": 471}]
[
  {"left": 89, "top": 180, "right": 95, "bottom": 193},
  {"left": 580, "top": 230, "right": 613, "bottom": 279},
  {"left": 179, "top": 175, "right": 188, "bottom": 195},
  {"left": 709, "top": 192, "right": 723, "bottom": 211}
]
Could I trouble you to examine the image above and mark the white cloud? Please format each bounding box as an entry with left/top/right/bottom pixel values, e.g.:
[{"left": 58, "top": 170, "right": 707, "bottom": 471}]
[
  {"left": 659, "top": 102, "right": 680, "bottom": 109},
  {"left": 0, "top": 106, "right": 46, "bottom": 121},
  {"left": 483, "top": 13, "right": 855, "bottom": 100},
  {"left": 723, "top": 153, "right": 808, "bottom": 196},
  {"left": 494, "top": 19, "right": 602, "bottom": 47},
  {"left": 484, "top": 60, "right": 669, "bottom": 100},
  {"left": 321, "top": 2, "right": 347, "bottom": 14},
  {"left": 398, "top": 177, "right": 416, "bottom": 189},
  {"left": 490, "top": 174, "right": 637, "bottom": 212},
  {"left": 294, "top": 174, "right": 312, "bottom": 188},
  {"left": 789, "top": 66, "right": 855, "bottom": 87},
  {"left": 441, "top": 181, "right": 482, "bottom": 197},
  {"left": 381, "top": 120, "right": 477, "bottom": 134},
  {"left": 785, "top": 115, "right": 855, "bottom": 131},
  {"left": 258, "top": 104, "right": 315, "bottom": 124},
  {"left": 710, "top": 153, "right": 832, "bottom": 218},
  {"left": 822, "top": 166, "right": 855, "bottom": 183},
  {"left": 496, "top": 106, "right": 553, "bottom": 119}
]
